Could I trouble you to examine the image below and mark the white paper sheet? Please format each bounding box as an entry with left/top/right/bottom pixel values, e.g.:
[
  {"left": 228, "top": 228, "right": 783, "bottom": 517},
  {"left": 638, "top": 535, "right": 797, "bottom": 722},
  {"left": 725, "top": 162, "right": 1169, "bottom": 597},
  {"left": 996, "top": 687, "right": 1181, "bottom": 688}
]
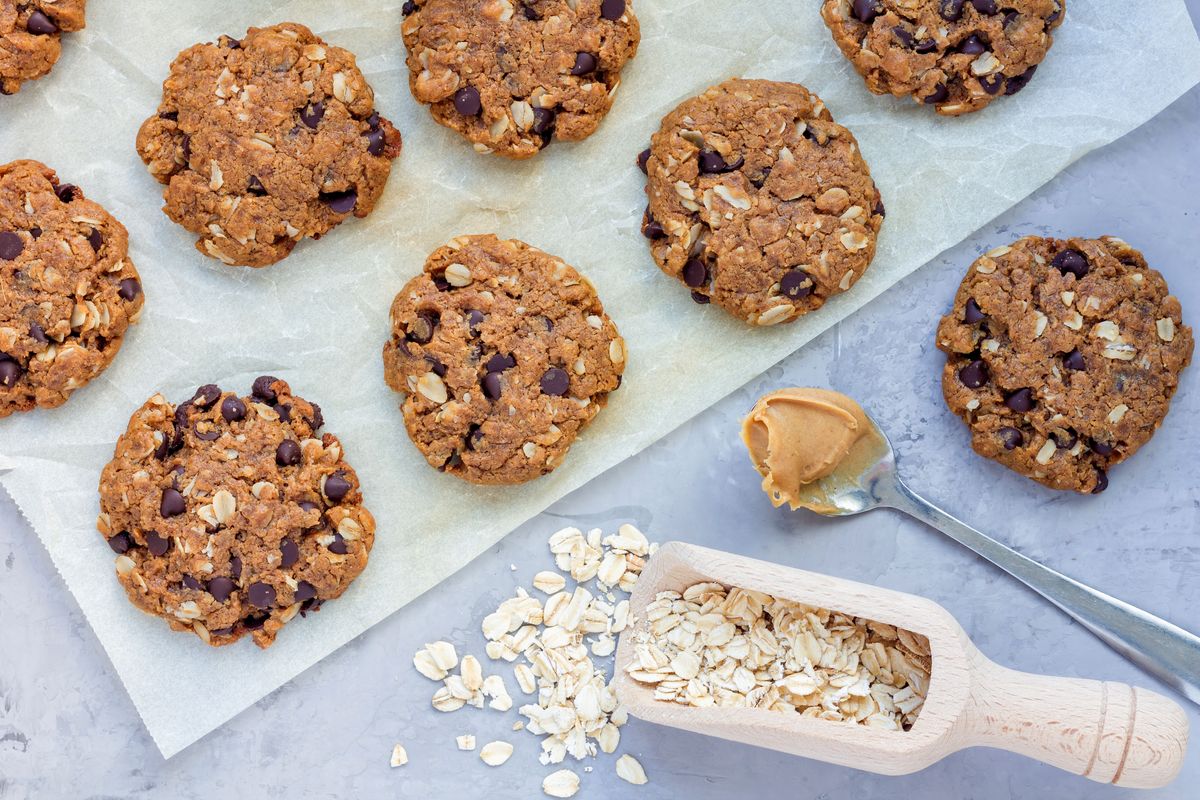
[{"left": 2, "top": 0, "right": 1198, "bottom": 758}]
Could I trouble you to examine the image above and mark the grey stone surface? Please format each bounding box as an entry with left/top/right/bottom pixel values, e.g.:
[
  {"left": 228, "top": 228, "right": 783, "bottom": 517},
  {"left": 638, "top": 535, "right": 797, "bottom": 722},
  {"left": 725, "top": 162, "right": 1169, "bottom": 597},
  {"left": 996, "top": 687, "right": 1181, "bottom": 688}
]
[{"left": 4, "top": 17, "right": 1200, "bottom": 800}]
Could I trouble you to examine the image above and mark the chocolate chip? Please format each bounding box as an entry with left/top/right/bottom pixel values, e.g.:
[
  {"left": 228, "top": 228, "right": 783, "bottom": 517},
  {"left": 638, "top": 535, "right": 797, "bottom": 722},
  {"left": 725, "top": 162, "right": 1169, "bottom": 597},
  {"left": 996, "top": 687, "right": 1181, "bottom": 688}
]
[
  {"left": 432, "top": 273, "right": 451, "bottom": 291},
  {"left": 924, "top": 84, "right": 950, "bottom": 104},
  {"left": 522, "top": 3, "right": 540, "bottom": 19},
  {"left": 892, "top": 26, "right": 915, "bottom": 48},
  {"left": 366, "top": 127, "right": 387, "bottom": 156},
  {"left": 117, "top": 278, "right": 141, "bottom": 300},
  {"left": 29, "top": 322, "right": 47, "bottom": 343},
  {"left": 160, "top": 488, "right": 185, "bottom": 517},
  {"left": 228, "top": 556, "right": 243, "bottom": 580},
  {"left": 1091, "top": 439, "right": 1114, "bottom": 456},
  {"left": 248, "top": 582, "right": 277, "bottom": 609},
  {"left": 1051, "top": 249, "right": 1089, "bottom": 278},
  {"left": 29, "top": 227, "right": 41, "bottom": 239},
  {"left": 682, "top": 259, "right": 707, "bottom": 288},
  {"left": 301, "top": 101, "right": 326, "bottom": 128},
  {"left": 181, "top": 136, "right": 191, "bottom": 163},
  {"left": 780, "top": 269, "right": 813, "bottom": 299},
  {"left": 328, "top": 533, "right": 348, "bottom": 555},
  {"left": 193, "top": 425, "right": 220, "bottom": 442},
  {"left": 276, "top": 439, "right": 302, "bottom": 466},
  {"left": 642, "top": 218, "right": 665, "bottom": 240},
  {"left": 1004, "top": 388, "right": 1035, "bottom": 412},
  {"left": 26, "top": 10, "right": 58, "bottom": 35},
  {"left": 531, "top": 107, "right": 556, "bottom": 138},
  {"left": 978, "top": 74, "right": 1004, "bottom": 94},
  {"left": 0, "top": 360, "right": 21, "bottom": 388},
  {"left": 958, "top": 34, "right": 987, "bottom": 54},
  {"left": 940, "top": 0, "right": 965, "bottom": 20},
  {"left": 107, "top": 532, "right": 133, "bottom": 554},
  {"left": 306, "top": 402, "right": 324, "bottom": 431},
  {"left": 637, "top": 148, "right": 651, "bottom": 174},
  {"left": 425, "top": 355, "right": 447, "bottom": 377},
  {"left": 453, "top": 86, "right": 482, "bottom": 116},
  {"left": 466, "top": 309, "right": 485, "bottom": 336},
  {"left": 1092, "top": 469, "right": 1109, "bottom": 494},
  {"left": 402, "top": 0, "right": 418, "bottom": 13},
  {"left": 242, "top": 613, "right": 268, "bottom": 630},
  {"left": 540, "top": 367, "right": 570, "bottom": 396},
  {"left": 466, "top": 424, "right": 483, "bottom": 450},
  {"left": 958, "top": 359, "right": 988, "bottom": 388},
  {"left": 321, "top": 190, "right": 357, "bottom": 214},
  {"left": 280, "top": 538, "right": 299, "bottom": 568},
  {"left": 690, "top": 291, "right": 710, "bottom": 305},
  {"left": 87, "top": 229, "right": 102, "bottom": 251},
  {"left": 970, "top": 0, "right": 999, "bottom": 13},
  {"left": 1063, "top": 348, "right": 1085, "bottom": 371},
  {"left": 145, "top": 530, "right": 170, "bottom": 556},
  {"left": 600, "top": 0, "right": 625, "bottom": 20},
  {"left": 294, "top": 581, "right": 317, "bottom": 603},
  {"left": 220, "top": 395, "right": 246, "bottom": 422},
  {"left": 852, "top": 0, "right": 883, "bottom": 22},
  {"left": 192, "top": 384, "right": 221, "bottom": 408},
  {"left": 482, "top": 371, "right": 503, "bottom": 400},
  {"left": 407, "top": 312, "right": 437, "bottom": 344},
  {"left": 182, "top": 574, "right": 202, "bottom": 591},
  {"left": 324, "top": 472, "right": 351, "bottom": 503},
  {"left": 1047, "top": 6, "right": 1062, "bottom": 23},
  {"left": 252, "top": 375, "right": 279, "bottom": 402},
  {"left": 1003, "top": 10, "right": 1019, "bottom": 27},
  {"left": 1004, "top": 65, "right": 1038, "bottom": 95},
  {"left": 699, "top": 151, "right": 744, "bottom": 174},
  {"left": 964, "top": 298, "right": 985, "bottom": 323},
  {"left": 914, "top": 38, "right": 938, "bottom": 54},
  {"left": 998, "top": 427, "right": 1024, "bottom": 450},
  {"left": 0, "top": 231, "right": 23, "bottom": 260},
  {"left": 1050, "top": 428, "right": 1078, "bottom": 449},
  {"left": 486, "top": 353, "right": 516, "bottom": 373},
  {"left": 55, "top": 183, "right": 78, "bottom": 202},
  {"left": 571, "top": 52, "right": 597, "bottom": 75},
  {"left": 247, "top": 175, "right": 267, "bottom": 196},
  {"left": 207, "top": 576, "right": 235, "bottom": 603}
]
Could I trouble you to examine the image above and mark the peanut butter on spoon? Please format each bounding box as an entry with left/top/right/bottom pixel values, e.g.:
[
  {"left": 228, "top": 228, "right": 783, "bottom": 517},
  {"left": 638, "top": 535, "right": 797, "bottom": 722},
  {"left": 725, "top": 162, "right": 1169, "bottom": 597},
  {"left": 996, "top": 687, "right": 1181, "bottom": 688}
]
[{"left": 741, "top": 388, "right": 886, "bottom": 512}]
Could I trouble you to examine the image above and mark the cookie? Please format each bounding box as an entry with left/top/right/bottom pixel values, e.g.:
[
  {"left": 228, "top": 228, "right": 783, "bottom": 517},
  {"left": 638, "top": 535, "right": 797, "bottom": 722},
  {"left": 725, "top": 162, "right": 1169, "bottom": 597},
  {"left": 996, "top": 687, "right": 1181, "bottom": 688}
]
[
  {"left": 0, "top": 160, "right": 144, "bottom": 418},
  {"left": 0, "top": 0, "right": 86, "bottom": 95},
  {"left": 136, "top": 23, "right": 402, "bottom": 268},
  {"left": 641, "top": 78, "right": 884, "bottom": 325},
  {"left": 382, "top": 234, "right": 625, "bottom": 484},
  {"left": 937, "top": 236, "right": 1193, "bottom": 494},
  {"left": 97, "top": 378, "right": 375, "bottom": 648},
  {"left": 400, "top": 0, "right": 639, "bottom": 159},
  {"left": 821, "top": 0, "right": 1064, "bottom": 115}
]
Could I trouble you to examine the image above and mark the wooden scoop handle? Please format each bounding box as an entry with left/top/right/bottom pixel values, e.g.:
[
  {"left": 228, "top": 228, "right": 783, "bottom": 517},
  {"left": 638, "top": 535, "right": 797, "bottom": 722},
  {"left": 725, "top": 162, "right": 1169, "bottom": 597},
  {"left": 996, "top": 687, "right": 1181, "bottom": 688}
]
[{"left": 962, "top": 657, "right": 1189, "bottom": 789}]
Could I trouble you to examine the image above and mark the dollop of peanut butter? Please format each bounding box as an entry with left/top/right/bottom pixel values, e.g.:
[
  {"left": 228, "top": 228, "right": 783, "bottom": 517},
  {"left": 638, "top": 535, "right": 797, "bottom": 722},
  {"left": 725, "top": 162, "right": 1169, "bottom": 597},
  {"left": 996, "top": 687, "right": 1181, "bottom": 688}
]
[{"left": 741, "top": 388, "right": 875, "bottom": 510}]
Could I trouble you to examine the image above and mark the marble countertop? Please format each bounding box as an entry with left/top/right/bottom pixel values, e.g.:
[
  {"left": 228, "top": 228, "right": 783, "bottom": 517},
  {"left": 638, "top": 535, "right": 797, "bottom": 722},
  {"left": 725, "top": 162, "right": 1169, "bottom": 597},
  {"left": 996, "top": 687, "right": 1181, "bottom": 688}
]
[{"left": 4, "top": 17, "right": 1200, "bottom": 800}]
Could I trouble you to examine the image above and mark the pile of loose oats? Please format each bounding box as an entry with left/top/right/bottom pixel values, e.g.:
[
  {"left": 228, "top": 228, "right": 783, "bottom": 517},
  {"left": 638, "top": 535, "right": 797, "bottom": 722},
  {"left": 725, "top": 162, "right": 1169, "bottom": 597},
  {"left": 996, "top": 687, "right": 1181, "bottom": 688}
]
[
  {"left": 624, "top": 582, "right": 931, "bottom": 730},
  {"left": 403, "top": 524, "right": 657, "bottom": 796}
]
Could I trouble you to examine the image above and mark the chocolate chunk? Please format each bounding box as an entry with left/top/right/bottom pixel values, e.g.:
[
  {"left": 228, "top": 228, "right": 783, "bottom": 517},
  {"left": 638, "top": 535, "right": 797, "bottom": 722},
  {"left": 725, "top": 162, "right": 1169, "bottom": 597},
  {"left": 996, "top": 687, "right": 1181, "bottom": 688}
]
[
  {"left": 192, "top": 384, "right": 221, "bottom": 408},
  {"left": 482, "top": 371, "right": 503, "bottom": 400},
  {"left": 87, "top": 229, "right": 102, "bottom": 251},
  {"left": 637, "top": 148, "right": 651, "bottom": 174},
  {"left": 324, "top": 472, "right": 351, "bottom": 503},
  {"left": 276, "top": 439, "right": 302, "bottom": 466},
  {"left": 958, "top": 359, "right": 988, "bottom": 388},
  {"left": 1004, "top": 65, "right": 1038, "bottom": 95},
  {"left": 241, "top": 613, "right": 269, "bottom": 630},
  {"left": 328, "top": 533, "right": 349, "bottom": 555},
  {"left": 220, "top": 395, "right": 247, "bottom": 422},
  {"left": 248, "top": 582, "right": 277, "bottom": 609},
  {"left": 486, "top": 353, "right": 516, "bottom": 373},
  {"left": 853, "top": 0, "right": 883, "bottom": 23},
  {"left": 958, "top": 34, "right": 987, "bottom": 55},
  {"left": 160, "top": 488, "right": 186, "bottom": 517},
  {"left": 145, "top": 530, "right": 170, "bottom": 556},
  {"left": 964, "top": 298, "right": 985, "bottom": 323},
  {"left": 0, "top": 231, "right": 23, "bottom": 261},
  {"left": 1063, "top": 348, "right": 1086, "bottom": 372},
  {"left": 107, "top": 532, "right": 133, "bottom": 554},
  {"left": 207, "top": 576, "right": 235, "bottom": 603},
  {"left": 321, "top": 190, "right": 358, "bottom": 214},
  {"left": 453, "top": 86, "right": 482, "bottom": 116},
  {"left": 1051, "top": 249, "right": 1089, "bottom": 279},
  {"left": 1004, "top": 388, "right": 1035, "bottom": 412},
  {"left": 301, "top": 101, "right": 326, "bottom": 129},
  {"left": 294, "top": 581, "right": 317, "bottom": 603},
  {"left": 780, "top": 269, "right": 813, "bottom": 299},
  {"left": 599, "top": 0, "right": 625, "bottom": 20},
  {"left": 540, "top": 367, "right": 570, "bottom": 396},
  {"left": 26, "top": 10, "right": 58, "bottom": 35},
  {"left": 0, "top": 360, "right": 21, "bottom": 387},
  {"left": 118, "top": 278, "right": 142, "bottom": 300},
  {"left": 682, "top": 259, "right": 708, "bottom": 288},
  {"left": 280, "top": 538, "right": 300, "bottom": 568},
  {"left": 571, "top": 52, "right": 597, "bottom": 76},
  {"left": 998, "top": 427, "right": 1024, "bottom": 450},
  {"left": 252, "top": 376, "right": 279, "bottom": 402}
]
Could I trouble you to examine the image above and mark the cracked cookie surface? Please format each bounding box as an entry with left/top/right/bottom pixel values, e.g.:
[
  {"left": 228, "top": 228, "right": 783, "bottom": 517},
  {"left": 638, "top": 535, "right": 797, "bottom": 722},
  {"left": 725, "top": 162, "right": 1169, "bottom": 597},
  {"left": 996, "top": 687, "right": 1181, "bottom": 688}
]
[
  {"left": 641, "top": 78, "right": 883, "bottom": 326},
  {"left": 1, "top": 0, "right": 86, "bottom": 95},
  {"left": 937, "top": 236, "right": 1193, "bottom": 494},
  {"left": 136, "top": 22, "right": 402, "bottom": 268},
  {"left": 821, "top": 0, "right": 1064, "bottom": 115},
  {"left": 1, "top": 159, "right": 143, "bottom": 418},
  {"left": 383, "top": 234, "right": 625, "bottom": 484},
  {"left": 98, "top": 377, "right": 375, "bottom": 649},
  {"left": 401, "top": 0, "right": 639, "bottom": 159}
]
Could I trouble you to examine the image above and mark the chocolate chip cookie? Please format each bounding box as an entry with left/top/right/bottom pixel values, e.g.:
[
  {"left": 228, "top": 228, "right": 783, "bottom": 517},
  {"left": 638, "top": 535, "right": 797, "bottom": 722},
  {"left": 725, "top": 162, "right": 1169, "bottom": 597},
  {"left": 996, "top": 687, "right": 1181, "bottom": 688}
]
[
  {"left": 1, "top": 160, "right": 144, "bottom": 418},
  {"left": 400, "top": 0, "right": 639, "bottom": 159},
  {"left": 1, "top": 0, "right": 86, "bottom": 95},
  {"left": 937, "top": 236, "right": 1193, "bottom": 494},
  {"left": 641, "top": 78, "right": 884, "bottom": 325},
  {"left": 136, "top": 23, "right": 402, "bottom": 268},
  {"left": 821, "top": 0, "right": 1064, "bottom": 115},
  {"left": 97, "top": 378, "right": 375, "bottom": 648},
  {"left": 382, "top": 234, "right": 625, "bottom": 484}
]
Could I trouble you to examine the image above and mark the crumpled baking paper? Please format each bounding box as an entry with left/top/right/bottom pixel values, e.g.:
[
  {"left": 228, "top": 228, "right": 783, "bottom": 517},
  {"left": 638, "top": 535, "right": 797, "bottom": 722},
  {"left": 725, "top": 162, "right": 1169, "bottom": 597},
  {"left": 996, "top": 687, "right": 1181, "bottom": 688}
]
[{"left": 1, "top": 0, "right": 1197, "bottom": 759}]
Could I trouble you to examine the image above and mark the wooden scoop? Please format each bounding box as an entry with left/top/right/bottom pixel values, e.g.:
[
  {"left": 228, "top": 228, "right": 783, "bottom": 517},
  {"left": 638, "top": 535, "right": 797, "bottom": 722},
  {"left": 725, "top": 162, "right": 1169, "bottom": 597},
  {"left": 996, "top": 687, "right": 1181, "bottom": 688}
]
[{"left": 614, "top": 542, "right": 1189, "bottom": 789}]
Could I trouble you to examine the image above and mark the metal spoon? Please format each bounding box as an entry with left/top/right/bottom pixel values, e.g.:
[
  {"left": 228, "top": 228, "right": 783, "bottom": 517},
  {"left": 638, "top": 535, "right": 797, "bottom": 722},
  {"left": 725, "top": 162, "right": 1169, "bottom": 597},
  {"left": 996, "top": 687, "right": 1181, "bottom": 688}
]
[{"left": 804, "top": 407, "right": 1200, "bottom": 707}]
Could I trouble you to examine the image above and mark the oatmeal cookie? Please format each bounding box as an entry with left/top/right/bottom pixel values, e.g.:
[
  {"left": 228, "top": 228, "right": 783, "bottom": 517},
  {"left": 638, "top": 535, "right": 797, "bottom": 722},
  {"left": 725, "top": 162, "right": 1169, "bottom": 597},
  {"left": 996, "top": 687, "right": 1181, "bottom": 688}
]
[
  {"left": 97, "top": 377, "right": 375, "bottom": 648},
  {"left": 0, "top": 160, "right": 144, "bottom": 418},
  {"left": 640, "top": 78, "right": 884, "bottom": 325},
  {"left": 382, "top": 234, "right": 625, "bottom": 484},
  {"left": 937, "top": 236, "right": 1193, "bottom": 493},
  {"left": 1, "top": 0, "right": 86, "bottom": 95},
  {"left": 136, "top": 23, "right": 402, "bottom": 267},
  {"left": 821, "top": 0, "right": 1064, "bottom": 115},
  {"left": 400, "top": 0, "right": 639, "bottom": 158}
]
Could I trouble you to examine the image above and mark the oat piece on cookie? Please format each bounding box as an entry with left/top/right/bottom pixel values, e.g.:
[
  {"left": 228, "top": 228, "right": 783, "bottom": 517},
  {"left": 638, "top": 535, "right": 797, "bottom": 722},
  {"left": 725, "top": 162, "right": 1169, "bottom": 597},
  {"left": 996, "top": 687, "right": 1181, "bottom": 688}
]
[
  {"left": 97, "top": 378, "right": 375, "bottom": 648},
  {"left": 383, "top": 234, "right": 625, "bottom": 484},
  {"left": 821, "top": 0, "right": 1064, "bottom": 115},
  {"left": 401, "top": 0, "right": 639, "bottom": 158},
  {"left": 0, "top": 160, "right": 144, "bottom": 417},
  {"left": 136, "top": 23, "right": 402, "bottom": 267},
  {"left": 937, "top": 236, "right": 1193, "bottom": 494},
  {"left": 0, "top": 0, "right": 86, "bottom": 95},
  {"left": 640, "top": 78, "right": 884, "bottom": 326}
]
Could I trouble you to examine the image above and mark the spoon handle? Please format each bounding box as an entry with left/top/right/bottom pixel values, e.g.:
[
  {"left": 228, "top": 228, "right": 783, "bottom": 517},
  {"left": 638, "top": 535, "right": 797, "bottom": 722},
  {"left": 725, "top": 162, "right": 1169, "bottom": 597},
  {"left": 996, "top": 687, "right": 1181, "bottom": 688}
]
[{"left": 885, "top": 479, "right": 1200, "bottom": 707}]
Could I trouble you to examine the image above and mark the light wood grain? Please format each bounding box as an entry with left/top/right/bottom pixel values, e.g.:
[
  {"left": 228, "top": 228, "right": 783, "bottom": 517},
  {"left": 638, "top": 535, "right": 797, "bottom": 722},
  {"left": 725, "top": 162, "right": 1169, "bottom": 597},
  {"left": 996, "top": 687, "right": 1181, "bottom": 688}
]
[{"left": 613, "top": 542, "right": 1188, "bottom": 789}]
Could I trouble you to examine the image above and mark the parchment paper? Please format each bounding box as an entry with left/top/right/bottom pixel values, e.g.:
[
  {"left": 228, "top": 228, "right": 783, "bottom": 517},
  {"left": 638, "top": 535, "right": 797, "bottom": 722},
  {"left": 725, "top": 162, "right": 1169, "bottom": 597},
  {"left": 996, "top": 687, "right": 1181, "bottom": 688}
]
[{"left": 2, "top": 0, "right": 1198, "bottom": 759}]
